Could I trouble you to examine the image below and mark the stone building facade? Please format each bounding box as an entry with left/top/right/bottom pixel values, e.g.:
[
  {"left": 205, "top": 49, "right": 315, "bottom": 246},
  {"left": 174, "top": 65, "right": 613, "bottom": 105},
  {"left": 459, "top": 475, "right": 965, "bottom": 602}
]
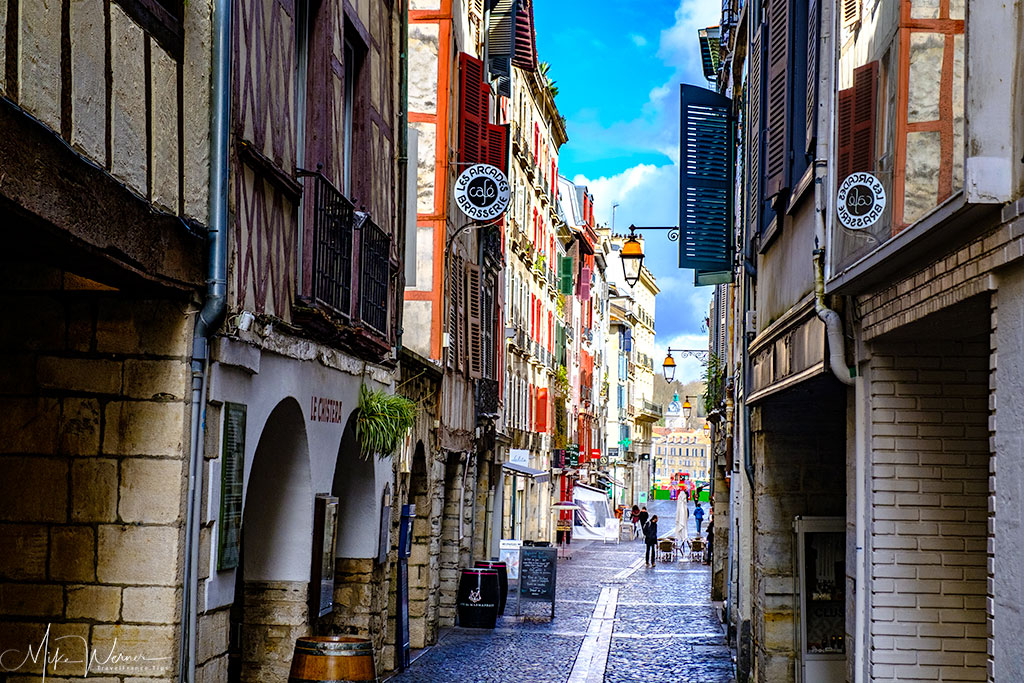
[{"left": 707, "top": 0, "right": 1024, "bottom": 680}]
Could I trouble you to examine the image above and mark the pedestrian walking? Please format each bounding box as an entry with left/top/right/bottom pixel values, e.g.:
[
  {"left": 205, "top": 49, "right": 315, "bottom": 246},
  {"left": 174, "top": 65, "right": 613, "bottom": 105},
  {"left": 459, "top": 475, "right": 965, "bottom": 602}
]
[
  {"left": 630, "top": 505, "right": 641, "bottom": 539},
  {"left": 643, "top": 515, "right": 659, "bottom": 566},
  {"left": 638, "top": 506, "right": 649, "bottom": 530},
  {"left": 694, "top": 503, "right": 705, "bottom": 536}
]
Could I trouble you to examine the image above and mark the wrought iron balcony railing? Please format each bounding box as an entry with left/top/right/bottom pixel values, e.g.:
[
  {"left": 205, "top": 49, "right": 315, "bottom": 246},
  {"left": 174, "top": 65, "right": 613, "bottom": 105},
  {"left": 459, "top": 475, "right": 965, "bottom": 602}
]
[
  {"left": 298, "top": 168, "right": 395, "bottom": 352},
  {"left": 358, "top": 214, "right": 390, "bottom": 337},
  {"left": 306, "top": 171, "right": 356, "bottom": 318}
]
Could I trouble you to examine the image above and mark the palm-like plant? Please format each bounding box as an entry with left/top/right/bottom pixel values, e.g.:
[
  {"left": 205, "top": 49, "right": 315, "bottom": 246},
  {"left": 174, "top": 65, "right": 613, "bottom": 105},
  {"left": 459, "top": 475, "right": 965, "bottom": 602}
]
[{"left": 356, "top": 384, "right": 416, "bottom": 459}]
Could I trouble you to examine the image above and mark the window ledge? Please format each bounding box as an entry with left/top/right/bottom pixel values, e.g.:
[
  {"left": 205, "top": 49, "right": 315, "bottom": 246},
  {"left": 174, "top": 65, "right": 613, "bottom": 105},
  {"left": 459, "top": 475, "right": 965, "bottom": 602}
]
[{"left": 825, "top": 192, "right": 1001, "bottom": 295}]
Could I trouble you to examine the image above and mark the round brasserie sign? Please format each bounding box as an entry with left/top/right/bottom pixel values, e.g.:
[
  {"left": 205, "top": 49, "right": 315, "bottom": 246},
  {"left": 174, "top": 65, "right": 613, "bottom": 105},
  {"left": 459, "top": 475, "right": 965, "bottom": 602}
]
[
  {"left": 454, "top": 164, "right": 511, "bottom": 221},
  {"left": 836, "top": 172, "right": 886, "bottom": 230}
]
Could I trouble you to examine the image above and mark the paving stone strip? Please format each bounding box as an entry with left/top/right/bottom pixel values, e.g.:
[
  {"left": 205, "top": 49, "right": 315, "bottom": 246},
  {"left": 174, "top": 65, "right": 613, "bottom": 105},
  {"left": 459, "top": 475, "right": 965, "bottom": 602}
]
[{"left": 566, "top": 586, "right": 619, "bottom": 683}]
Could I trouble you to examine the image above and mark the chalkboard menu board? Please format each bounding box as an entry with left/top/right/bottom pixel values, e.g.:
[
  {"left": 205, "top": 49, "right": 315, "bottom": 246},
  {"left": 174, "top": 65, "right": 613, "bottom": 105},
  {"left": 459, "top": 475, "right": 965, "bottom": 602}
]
[{"left": 517, "top": 546, "right": 557, "bottom": 617}]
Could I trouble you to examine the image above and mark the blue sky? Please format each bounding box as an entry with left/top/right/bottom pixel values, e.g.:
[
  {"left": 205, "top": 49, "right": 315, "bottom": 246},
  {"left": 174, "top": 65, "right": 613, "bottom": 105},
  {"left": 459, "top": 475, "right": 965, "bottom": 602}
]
[{"left": 533, "top": 0, "right": 721, "bottom": 382}]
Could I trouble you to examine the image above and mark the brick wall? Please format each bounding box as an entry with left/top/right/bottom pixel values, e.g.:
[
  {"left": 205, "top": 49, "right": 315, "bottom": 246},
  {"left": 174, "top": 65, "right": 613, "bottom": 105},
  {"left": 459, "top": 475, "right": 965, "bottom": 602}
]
[
  {"left": 867, "top": 332, "right": 990, "bottom": 681},
  {"left": 857, "top": 200, "right": 1024, "bottom": 342},
  {"left": 0, "top": 261, "right": 192, "bottom": 681}
]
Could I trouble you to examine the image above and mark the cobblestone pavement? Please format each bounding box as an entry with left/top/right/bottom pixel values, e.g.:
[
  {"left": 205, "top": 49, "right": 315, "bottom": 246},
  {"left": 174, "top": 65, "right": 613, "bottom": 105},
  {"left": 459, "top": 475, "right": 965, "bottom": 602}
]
[{"left": 387, "top": 499, "right": 734, "bottom": 683}]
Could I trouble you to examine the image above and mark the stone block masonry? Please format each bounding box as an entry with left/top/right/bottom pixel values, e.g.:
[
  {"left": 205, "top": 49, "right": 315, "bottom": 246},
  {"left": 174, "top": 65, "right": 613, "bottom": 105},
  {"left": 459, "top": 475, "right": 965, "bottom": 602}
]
[
  {"left": 867, "top": 332, "right": 990, "bottom": 682},
  {"left": 749, "top": 381, "right": 847, "bottom": 682},
  {"left": 0, "top": 261, "right": 194, "bottom": 682}
]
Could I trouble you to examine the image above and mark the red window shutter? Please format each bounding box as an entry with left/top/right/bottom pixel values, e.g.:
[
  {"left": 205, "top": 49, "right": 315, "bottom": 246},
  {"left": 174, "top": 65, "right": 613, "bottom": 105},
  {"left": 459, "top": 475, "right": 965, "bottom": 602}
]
[
  {"left": 458, "top": 53, "right": 488, "bottom": 166},
  {"left": 764, "top": 0, "right": 790, "bottom": 199},
  {"left": 837, "top": 88, "right": 855, "bottom": 182},
  {"left": 537, "top": 388, "right": 548, "bottom": 432},
  {"left": 466, "top": 263, "right": 483, "bottom": 379},
  {"left": 485, "top": 124, "right": 508, "bottom": 174},
  {"left": 851, "top": 61, "right": 878, "bottom": 174}
]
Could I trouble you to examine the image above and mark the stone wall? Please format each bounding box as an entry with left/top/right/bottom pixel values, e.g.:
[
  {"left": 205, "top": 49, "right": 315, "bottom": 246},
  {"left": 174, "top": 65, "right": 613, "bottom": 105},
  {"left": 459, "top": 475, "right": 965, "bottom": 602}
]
[
  {"left": 0, "top": 260, "right": 193, "bottom": 681},
  {"left": 239, "top": 581, "right": 308, "bottom": 682},
  {"left": 749, "top": 380, "right": 847, "bottom": 682},
  {"left": 866, "top": 329, "right": 990, "bottom": 681}
]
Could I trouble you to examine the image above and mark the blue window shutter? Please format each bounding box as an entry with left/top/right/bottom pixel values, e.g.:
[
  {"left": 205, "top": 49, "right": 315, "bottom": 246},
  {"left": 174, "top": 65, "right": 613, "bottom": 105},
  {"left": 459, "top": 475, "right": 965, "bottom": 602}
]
[{"left": 678, "top": 84, "right": 734, "bottom": 272}]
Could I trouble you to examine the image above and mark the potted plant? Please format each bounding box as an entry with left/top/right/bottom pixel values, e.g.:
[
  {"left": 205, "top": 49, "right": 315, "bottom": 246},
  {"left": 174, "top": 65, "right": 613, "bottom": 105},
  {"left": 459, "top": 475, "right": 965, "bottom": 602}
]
[{"left": 356, "top": 384, "right": 416, "bottom": 459}]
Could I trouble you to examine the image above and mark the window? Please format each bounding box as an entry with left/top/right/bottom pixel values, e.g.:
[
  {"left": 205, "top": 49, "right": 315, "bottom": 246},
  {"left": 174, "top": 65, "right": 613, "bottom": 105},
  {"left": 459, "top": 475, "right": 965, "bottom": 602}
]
[{"left": 343, "top": 39, "right": 357, "bottom": 197}]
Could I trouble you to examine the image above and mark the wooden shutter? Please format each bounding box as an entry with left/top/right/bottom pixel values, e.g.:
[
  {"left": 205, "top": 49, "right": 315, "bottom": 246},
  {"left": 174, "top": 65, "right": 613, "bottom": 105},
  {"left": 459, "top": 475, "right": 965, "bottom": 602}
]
[
  {"left": 841, "top": 0, "right": 861, "bottom": 29},
  {"left": 458, "top": 53, "right": 488, "bottom": 166},
  {"left": 466, "top": 263, "right": 482, "bottom": 379},
  {"left": 678, "top": 84, "right": 734, "bottom": 271},
  {"left": 486, "top": 123, "right": 509, "bottom": 174},
  {"left": 579, "top": 265, "right": 592, "bottom": 299},
  {"left": 764, "top": 0, "right": 791, "bottom": 198},
  {"left": 837, "top": 87, "right": 855, "bottom": 181},
  {"left": 559, "top": 255, "right": 573, "bottom": 295},
  {"left": 806, "top": 0, "right": 820, "bottom": 154},
  {"left": 851, "top": 61, "right": 878, "bottom": 174},
  {"left": 747, "top": 25, "right": 764, "bottom": 236}
]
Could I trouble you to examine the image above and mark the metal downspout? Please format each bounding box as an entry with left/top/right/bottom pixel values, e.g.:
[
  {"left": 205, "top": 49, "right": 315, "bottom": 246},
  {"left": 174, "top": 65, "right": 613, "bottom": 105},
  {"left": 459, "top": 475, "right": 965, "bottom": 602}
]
[
  {"left": 812, "top": 0, "right": 854, "bottom": 390},
  {"left": 180, "top": 0, "right": 230, "bottom": 678},
  {"left": 396, "top": 0, "right": 409, "bottom": 352}
]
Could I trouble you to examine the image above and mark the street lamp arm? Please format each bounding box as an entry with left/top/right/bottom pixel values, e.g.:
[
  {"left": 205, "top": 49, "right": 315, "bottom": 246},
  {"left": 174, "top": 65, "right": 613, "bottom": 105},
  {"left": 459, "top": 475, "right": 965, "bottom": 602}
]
[
  {"left": 627, "top": 224, "right": 680, "bottom": 242},
  {"left": 664, "top": 347, "right": 710, "bottom": 362}
]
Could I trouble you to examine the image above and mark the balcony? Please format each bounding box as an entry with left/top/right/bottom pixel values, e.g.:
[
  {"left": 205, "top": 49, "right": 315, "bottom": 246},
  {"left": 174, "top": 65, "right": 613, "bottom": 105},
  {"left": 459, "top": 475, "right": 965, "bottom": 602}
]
[
  {"left": 295, "top": 170, "right": 395, "bottom": 356},
  {"left": 637, "top": 400, "right": 663, "bottom": 423}
]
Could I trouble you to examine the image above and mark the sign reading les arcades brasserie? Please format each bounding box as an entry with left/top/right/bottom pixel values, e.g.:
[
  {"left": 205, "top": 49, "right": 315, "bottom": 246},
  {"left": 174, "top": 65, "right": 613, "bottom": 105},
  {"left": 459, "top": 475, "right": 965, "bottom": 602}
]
[
  {"left": 454, "top": 163, "right": 511, "bottom": 221},
  {"left": 836, "top": 172, "right": 886, "bottom": 231}
]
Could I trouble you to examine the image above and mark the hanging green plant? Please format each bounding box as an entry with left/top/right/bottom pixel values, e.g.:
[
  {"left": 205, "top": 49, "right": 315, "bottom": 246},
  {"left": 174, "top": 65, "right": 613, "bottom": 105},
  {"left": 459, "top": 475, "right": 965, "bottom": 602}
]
[{"left": 356, "top": 384, "right": 416, "bottom": 460}]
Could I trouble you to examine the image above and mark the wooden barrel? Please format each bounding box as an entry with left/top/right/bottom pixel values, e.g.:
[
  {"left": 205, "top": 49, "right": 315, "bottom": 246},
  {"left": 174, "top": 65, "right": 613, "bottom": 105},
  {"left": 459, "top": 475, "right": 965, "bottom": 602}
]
[
  {"left": 288, "top": 635, "right": 376, "bottom": 683},
  {"left": 474, "top": 560, "right": 509, "bottom": 615},
  {"left": 456, "top": 568, "right": 500, "bottom": 629}
]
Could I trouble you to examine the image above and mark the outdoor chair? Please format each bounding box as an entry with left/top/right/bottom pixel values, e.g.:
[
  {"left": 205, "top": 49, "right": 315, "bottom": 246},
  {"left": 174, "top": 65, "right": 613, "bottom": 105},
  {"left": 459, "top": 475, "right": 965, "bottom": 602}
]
[
  {"left": 687, "top": 537, "right": 705, "bottom": 562},
  {"left": 658, "top": 538, "right": 676, "bottom": 563}
]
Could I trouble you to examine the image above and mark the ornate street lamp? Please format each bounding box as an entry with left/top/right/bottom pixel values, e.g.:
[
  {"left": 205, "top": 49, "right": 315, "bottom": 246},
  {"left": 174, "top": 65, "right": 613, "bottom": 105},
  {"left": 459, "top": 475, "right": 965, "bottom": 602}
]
[
  {"left": 682, "top": 398, "right": 693, "bottom": 420},
  {"left": 662, "top": 352, "right": 677, "bottom": 382},
  {"left": 661, "top": 348, "right": 710, "bottom": 381},
  {"left": 620, "top": 234, "right": 644, "bottom": 288}
]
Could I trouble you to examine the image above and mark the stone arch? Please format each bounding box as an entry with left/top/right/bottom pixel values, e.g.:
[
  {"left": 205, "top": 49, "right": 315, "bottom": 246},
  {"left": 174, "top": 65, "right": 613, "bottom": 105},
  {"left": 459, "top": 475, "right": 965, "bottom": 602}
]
[
  {"left": 331, "top": 411, "right": 378, "bottom": 559},
  {"left": 231, "top": 397, "right": 313, "bottom": 683},
  {"left": 323, "top": 410, "right": 386, "bottom": 647}
]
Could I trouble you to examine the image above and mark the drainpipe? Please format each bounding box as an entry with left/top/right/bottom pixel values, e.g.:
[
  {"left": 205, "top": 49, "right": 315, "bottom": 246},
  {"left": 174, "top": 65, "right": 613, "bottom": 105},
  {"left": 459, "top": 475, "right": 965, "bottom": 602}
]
[
  {"left": 814, "top": 2, "right": 865, "bottom": 681},
  {"left": 395, "top": 0, "right": 409, "bottom": 352},
  {"left": 812, "top": 0, "right": 854, "bottom": 390},
  {"left": 180, "top": 0, "right": 230, "bottom": 678}
]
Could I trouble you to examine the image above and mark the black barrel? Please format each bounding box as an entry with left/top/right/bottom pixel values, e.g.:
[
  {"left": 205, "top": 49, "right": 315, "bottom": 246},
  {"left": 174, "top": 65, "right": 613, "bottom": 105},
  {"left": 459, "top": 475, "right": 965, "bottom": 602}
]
[
  {"left": 456, "top": 568, "right": 500, "bottom": 628},
  {"left": 474, "top": 560, "right": 509, "bottom": 615}
]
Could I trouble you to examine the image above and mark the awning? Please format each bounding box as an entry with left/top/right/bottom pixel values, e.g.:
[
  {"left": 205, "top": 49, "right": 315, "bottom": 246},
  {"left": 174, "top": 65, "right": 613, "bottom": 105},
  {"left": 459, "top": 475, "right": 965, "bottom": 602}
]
[
  {"left": 502, "top": 461, "right": 550, "bottom": 483},
  {"left": 596, "top": 473, "right": 625, "bottom": 488}
]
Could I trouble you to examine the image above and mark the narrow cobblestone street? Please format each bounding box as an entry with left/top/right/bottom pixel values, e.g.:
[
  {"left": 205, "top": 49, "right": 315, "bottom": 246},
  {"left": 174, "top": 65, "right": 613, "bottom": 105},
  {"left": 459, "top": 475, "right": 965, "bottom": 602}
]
[{"left": 388, "top": 499, "right": 732, "bottom": 682}]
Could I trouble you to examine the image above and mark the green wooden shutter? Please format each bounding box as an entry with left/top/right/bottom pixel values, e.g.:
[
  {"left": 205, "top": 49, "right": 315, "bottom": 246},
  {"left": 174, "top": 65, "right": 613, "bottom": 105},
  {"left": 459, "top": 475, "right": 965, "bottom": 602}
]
[
  {"left": 558, "top": 255, "right": 573, "bottom": 295},
  {"left": 678, "top": 84, "right": 734, "bottom": 272}
]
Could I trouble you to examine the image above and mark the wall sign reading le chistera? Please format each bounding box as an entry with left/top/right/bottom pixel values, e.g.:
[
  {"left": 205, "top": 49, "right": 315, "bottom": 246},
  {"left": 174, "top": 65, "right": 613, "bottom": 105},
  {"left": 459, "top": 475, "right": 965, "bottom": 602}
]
[
  {"left": 454, "top": 164, "right": 511, "bottom": 220},
  {"left": 836, "top": 172, "right": 886, "bottom": 230}
]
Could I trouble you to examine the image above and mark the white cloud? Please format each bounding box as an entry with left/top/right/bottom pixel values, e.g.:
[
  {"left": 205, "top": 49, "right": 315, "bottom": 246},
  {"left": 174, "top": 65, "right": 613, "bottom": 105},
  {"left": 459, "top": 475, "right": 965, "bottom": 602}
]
[{"left": 630, "top": 33, "right": 648, "bottom": 47}]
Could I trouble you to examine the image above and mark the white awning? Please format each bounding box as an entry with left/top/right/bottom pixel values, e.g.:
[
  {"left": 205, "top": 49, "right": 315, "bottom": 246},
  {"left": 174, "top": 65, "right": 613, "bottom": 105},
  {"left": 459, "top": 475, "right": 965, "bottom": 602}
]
[{"left": 502, "top": 461, "right": 550, "bottom": 483}]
